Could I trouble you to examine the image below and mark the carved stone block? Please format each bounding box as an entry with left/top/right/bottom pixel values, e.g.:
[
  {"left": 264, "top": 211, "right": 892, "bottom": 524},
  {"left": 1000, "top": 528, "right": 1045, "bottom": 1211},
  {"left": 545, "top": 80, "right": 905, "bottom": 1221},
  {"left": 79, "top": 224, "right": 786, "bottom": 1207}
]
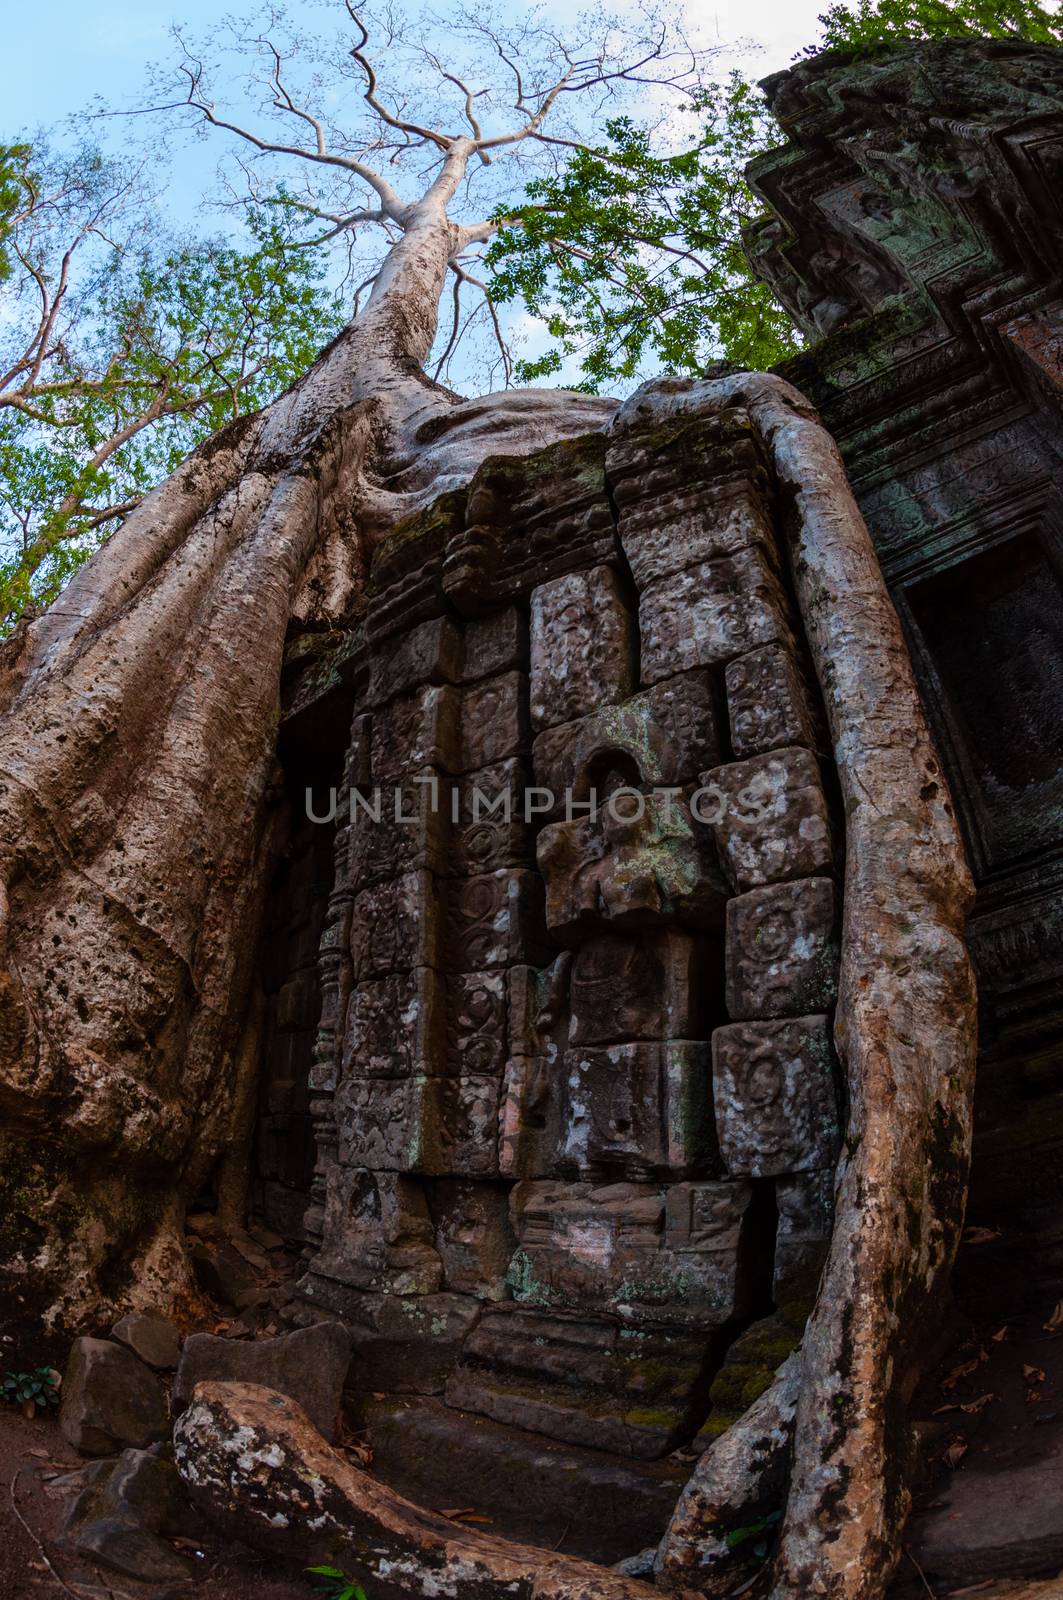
[
  {"left": 725, "top": 878, "right": 838, "bottom": 1021},
  {"left": 337, "top": 1076, "right": 427, "bottom": 1171},
  {"left": 617, "top": 480, "right": 777, "bottom": 589},
  {"left": 529, "top": 566, "right": 635, "bottom": 730},
  {"left": 665, "top": 1179, "right": 753, "bottom": 1256},
  {"left": 458, "top": 672, "right": 529, "bottom": 773},
  {"left": 498, "top": 1055, "right": 563, "bottom": 1179},
  {"left": 428, "top": 1180, "right": 514, "bottom": 1300},
  {"left": 559, "top": 1042, "right": 713, "bottom": 1177},
  {"left": 507, "top": 1179, "right": 750, "bottom": 1327},
  {"left": 424, "top": 1074, "right": 502, "bottom": 1177},
  {"left": 313, "top": 1167, "right": 442, "bottom": 1295},
  {"left": 342, "top": 968, "right": 443, "bottom": 1078},
  {"left": 567, "top": 932, "right": 709, "bottom": 1045},
  {"left": 348, "top": 794, "right": 449, "bottom": 889},
  {"left": 711, "top": 1015, "right": 840, "bottom": 1176},
  {"left": 351, "top": 872, "right": 444, "bottom": 979},
  {"left": 450, "top": 759, "right": 533, "bottom": 877},
  {"left": 700, "top": 746, "right": 833, "bottom": 891},
  {"left": 368, "top": 615, "right": 463, "bottom": 706},
  {"left": 537, "top": 792, "right": 727, "bottom": 941},
  {"left": 445, "top": 869, "right": 550, "bottom": 972},
  {"left": 446, "top": 970, "right": 507, "bottom": 1078},
  {"left": 531, "top": 671, "right": 722, "bottom": 806},
  {"left": 457, "top": 607, "right": 529, "bottom": 683},
  {"left": 337, "top": 1069, "right": 501, "bottom": 1177},
  {"left": 638, "top": 547, "right": 791, "bottom": 685},
  {"left": 443, "top": 434, "right": 615, "bottom": 614},
  {"left": 506, "top": 956, "right": 570, "bottom": 1059},
  {"left": 370, "top": 684, "right": 459, "bottom": 780},
  {"left": 726, "top": 644, "right": 817, "bottom": 759}
]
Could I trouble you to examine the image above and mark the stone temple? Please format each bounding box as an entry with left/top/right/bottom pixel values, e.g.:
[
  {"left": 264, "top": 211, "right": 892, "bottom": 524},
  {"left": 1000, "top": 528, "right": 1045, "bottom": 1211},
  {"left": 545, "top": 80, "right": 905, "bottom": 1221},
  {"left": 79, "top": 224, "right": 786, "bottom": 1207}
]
[{"left": 242, "top": 38, "right": 1063, "bottom": 1564}]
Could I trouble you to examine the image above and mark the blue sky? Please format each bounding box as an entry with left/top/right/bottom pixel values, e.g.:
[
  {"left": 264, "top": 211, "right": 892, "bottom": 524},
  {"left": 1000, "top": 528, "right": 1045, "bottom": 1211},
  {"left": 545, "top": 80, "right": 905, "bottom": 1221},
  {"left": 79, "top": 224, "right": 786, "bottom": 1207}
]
[
  {"left": 6, "top": 0, "right": 826, "bottom": 215},
  {"left": 5, "top": 0, "right": 827, "bottom": 389}
]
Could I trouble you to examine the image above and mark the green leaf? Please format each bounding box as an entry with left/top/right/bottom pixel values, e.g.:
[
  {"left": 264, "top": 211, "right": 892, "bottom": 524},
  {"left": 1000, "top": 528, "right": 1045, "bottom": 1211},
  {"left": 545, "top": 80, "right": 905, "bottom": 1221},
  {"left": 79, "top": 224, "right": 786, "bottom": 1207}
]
[{"left": 305, "top": 1567, "right": 346, "bottom": 1579}]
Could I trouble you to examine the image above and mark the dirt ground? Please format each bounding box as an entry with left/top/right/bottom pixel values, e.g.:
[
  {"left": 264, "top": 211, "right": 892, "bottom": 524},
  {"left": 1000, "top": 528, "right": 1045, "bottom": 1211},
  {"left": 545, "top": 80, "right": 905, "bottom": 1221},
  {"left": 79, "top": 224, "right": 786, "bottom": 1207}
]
[
  {"left": 2, "top": 1221, "right": 1061, "bottom": 1600},
  {"left": 0, "top": 1402, "right": 312, "bottom": 1600}
]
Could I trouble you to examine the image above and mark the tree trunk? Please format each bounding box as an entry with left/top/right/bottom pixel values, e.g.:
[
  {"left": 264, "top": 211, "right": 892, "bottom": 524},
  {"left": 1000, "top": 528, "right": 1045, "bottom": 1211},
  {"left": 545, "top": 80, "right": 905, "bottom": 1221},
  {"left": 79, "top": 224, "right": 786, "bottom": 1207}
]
[
  {"left": 620, "top": 376, "right": 977, "bottom": 1600},
  {"left": 0, "top": 214, "right": 977, "bottom": 1600},
  {"left": 0, "top": 199, "right": 611, "bottom": 1333}
]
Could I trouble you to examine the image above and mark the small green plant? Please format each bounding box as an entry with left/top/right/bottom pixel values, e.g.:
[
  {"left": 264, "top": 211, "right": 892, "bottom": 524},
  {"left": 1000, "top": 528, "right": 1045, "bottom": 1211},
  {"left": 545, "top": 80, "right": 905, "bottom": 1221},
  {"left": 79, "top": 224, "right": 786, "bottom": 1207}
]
[
  {"left": 2, "top": 1366, "right": 61, "bottom": 1417},
  {"left": 724, "top": 1508, "right": 782, "bottom": 1562},
  {"left": 305, "top": 1565, "right": 368, "bottom": 1600}
]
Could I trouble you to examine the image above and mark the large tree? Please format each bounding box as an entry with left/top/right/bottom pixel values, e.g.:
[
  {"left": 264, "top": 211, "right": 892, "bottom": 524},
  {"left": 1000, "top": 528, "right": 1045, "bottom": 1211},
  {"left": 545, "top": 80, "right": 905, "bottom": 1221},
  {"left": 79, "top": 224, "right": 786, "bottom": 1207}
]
[{"left": 0, "top": 9, "right": 980, "bottom": 1600}]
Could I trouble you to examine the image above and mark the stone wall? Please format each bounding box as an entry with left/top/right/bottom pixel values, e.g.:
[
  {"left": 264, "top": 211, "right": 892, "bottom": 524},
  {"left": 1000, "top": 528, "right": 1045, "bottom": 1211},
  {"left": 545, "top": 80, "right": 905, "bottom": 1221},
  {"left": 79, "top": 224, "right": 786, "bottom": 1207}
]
[
  {"left": 744, "top": 40, "right": 1063, "bottom": 1246},
  {"left": 274, "top": 407, "right": 847, "bottom": 1551}
]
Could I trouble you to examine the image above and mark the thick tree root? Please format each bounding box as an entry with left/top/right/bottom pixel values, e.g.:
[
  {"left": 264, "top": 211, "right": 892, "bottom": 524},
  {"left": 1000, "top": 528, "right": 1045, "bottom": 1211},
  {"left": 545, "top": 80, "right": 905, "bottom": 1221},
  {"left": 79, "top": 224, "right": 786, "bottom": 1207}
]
[
  {"left": 655, "top": 1359, "right": 800, "bottom": 1595},
  {"left": 175, "top": 1382, "right": 668, "bottom": 1600},
  {"left": 612, "top": 377, "right": 977, "bottom": 1600}
]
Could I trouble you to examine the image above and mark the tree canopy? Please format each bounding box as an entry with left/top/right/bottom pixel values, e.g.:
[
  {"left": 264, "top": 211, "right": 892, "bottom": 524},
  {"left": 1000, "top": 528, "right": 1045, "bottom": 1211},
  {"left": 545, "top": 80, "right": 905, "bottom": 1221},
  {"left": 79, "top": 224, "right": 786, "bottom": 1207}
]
[
  {"left": 3, "top": 0, "right": 1061, "bottom": 633},
  {"left": 0, "top": 140, "right": 342, "bottom": 632}
]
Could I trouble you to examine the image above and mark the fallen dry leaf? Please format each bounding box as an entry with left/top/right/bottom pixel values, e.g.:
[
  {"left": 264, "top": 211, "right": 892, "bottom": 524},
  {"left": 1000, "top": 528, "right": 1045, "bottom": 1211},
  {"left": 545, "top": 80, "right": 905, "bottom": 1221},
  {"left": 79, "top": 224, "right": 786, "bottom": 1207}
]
[
  {"left": 933, "top": 1393, "right": 997, "bottom": 1417},
  {"left": 943, "top": 1437, "right": 968, "bottom": 1468},
  {"left": 962, "top": 1226, "right": 1002, "bottom": 1246},
  {"left": 1023, "top": 1364, "right": 1047, "bottom": 1386},
  {"left": 1043, "top": 1302, "right": 1063, "bottom": 1335},
  {"left": 990, "top": 1325, "right": 1009, "bottom": 1342},
  {"left": 942, "top": 1349, "right": 988, "bottom": 1391}
]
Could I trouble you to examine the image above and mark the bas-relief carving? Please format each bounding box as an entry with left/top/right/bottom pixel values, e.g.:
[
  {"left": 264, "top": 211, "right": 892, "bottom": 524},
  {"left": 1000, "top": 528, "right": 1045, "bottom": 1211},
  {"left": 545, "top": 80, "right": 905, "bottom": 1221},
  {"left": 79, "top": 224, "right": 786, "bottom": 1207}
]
[
  {"left": 301, "top": 408, "right": 844, "bottom": 1462},
  {"left": 745, "top": 41, "right": 1063, "bottom": 1050}
]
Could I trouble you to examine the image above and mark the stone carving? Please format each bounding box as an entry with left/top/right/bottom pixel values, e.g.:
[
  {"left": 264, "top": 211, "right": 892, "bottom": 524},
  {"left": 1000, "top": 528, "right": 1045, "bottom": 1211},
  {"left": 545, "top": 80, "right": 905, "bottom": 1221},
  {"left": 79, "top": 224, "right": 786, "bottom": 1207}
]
[
  {"left": 702, "top": 747, "right": 833, "bottom": 892},
  {"left": 726, "top": 644, "right": 818, "bottom": 759},
  {"left": 537, "top": 792, "right": 727, "bottom": 940},
  {"left": 567, "top": 932, "right": 708, "bottom": 1044},
  {"left": 531, "top": 671, "right": 722, "bottom": 807},
  {"left": 712, "top": 1016, "right": 840, "bottom": 1176},
  {"left": 342, "top": 969, "right": 442, "bottom": 1077},
  {"left": 557, "top": 1042, "right": 713, "bottom": 1178},
  {"left": 445, "top": 869, "right": 550, "bottom": 971},
  {"left": 351, "top": 872, "right": 443, "bottom": 977},
  {"left": 529, "top": 565, "right": 636, "bottom": 729},
  {"left": 638, "top": 548, "right": 792, "bottom": 684},
  {"left": 450, "top": 759, "right": 533, "bottom": 877},
  {"left": 725, "top": 878, "right": 838, "bottom": 1021},
  {"left": 458, "top": 671, "right": 529, "bottom": 772},
  {"left": 292, "top": 395, "right": 845, "bottom": 1506}
]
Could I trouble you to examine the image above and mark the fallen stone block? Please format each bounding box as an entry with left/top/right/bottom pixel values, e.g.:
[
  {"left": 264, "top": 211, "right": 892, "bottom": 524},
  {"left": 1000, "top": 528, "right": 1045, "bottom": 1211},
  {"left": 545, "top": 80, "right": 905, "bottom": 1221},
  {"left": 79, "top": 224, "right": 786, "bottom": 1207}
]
[
  {"left": 174, "top": 1381, "right": 663, "bottom": 1600},
  {"left": 173, "top": 1320, "right": 350, "bottom": 1440},
  {"left": 59, "top": 1337, "right": 168, "bottom": 1456},
  {"left": 71, "top": 1517, "right": 195, "bottom": 1583},
  {"left": 60, "top": 1442, "right": 202, "bottom": 1582},
  {"left": 110, "top": 1310, "right": 182, "bottom": 1371}
]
